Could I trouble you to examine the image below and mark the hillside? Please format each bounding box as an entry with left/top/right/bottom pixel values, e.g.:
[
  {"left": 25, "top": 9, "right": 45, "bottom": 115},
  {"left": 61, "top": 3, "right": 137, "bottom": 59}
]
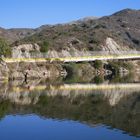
[{"left": 0, "top": 9, "right": 140, "bottom": 52}]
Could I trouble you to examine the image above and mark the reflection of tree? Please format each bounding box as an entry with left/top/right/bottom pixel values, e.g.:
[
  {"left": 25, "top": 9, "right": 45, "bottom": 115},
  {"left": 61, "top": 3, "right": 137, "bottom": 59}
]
[
  {"left": 34, "top": 94, "right": 112, "bottom": 123},
  {"left": 0, "top": 92, "right": 140, "bottom": 136},
  {"left": 0, "top": 99, "right": 11, "bottom": 119}
]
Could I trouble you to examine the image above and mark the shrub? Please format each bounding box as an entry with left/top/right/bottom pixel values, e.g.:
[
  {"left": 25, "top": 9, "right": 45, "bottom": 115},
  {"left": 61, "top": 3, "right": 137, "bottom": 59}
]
[
  {"left": 0, "top": 38, "right": 11, "bottom": 57},
  {"left": 40, "top": 41, "right": 49, "bottom": 53}
]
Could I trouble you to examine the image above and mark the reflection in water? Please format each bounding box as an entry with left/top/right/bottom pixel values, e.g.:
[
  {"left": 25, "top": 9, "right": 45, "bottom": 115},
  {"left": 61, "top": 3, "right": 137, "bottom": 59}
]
[
  {"left": 64, "top": 71, "right": 138, "bottom": 84},
  {"left": 0, "top": 80, "right": 140, "bottom": 139}
]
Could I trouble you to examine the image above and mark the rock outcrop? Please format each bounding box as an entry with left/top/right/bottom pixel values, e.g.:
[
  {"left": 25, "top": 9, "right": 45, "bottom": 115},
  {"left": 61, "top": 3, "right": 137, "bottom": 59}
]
[{"left": 12, "top": 43, "right": 40, "bottom": 58}]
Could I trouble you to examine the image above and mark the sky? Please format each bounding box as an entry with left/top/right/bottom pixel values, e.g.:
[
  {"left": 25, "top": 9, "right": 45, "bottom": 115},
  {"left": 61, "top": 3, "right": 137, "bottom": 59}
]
[{"left": 0, "top": 0, "right": 140, "bottom": 28}]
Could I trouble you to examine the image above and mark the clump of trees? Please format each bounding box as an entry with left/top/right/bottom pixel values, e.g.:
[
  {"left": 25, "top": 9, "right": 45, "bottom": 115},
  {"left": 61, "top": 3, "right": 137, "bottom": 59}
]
[{"left": 0, "top": 38, "right": 11, "bottom": 57}]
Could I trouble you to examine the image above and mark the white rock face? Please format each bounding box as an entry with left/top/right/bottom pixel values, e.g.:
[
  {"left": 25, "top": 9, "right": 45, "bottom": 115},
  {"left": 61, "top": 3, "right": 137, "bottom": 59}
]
[
  {"left": 102, "top": 38, "right": 131, "bottom": 52},
  {"left": 12, "top": 44, "right": 40, "bottom": 58}
]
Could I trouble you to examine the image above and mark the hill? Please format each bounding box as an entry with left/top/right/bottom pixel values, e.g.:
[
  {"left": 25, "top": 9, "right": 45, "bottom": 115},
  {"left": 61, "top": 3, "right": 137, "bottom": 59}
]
[{"left": 0, "top": 9, "right": 140, "bottom": 52}]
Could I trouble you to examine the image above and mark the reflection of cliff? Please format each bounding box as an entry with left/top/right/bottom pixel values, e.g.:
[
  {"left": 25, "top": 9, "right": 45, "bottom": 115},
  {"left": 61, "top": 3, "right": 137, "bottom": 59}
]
[{"left": 0, "top": 82, "right": 140, "bottom": 106}]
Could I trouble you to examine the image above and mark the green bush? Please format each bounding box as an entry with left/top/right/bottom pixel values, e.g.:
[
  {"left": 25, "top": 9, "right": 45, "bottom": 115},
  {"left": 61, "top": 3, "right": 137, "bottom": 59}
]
[
  {"left": 94, "top": 76, "right": 104, "bottom": 84},
  {"left": 0, "top": 38, "right": 11, "bottom": 57},
  {"left": 40, "top": 41, "right": 49, "bottom": 53}
]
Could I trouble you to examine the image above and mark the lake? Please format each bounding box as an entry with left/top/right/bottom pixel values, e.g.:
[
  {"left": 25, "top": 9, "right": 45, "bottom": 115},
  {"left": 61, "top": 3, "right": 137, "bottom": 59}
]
[{"left": 0, "top": 80, "right": 140, "bottom": 140}]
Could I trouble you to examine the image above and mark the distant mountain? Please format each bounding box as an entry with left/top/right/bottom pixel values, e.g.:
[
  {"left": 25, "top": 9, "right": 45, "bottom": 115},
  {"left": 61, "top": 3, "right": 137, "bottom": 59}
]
[
  {"left": 0, "top": 9, "right": 140, "bottom": 51},
  {"left": 66, "top": 17, "right": 98, "bottom": 25},
  {"left": 0, "top": 27, "right": 35, "bottom": 43}
]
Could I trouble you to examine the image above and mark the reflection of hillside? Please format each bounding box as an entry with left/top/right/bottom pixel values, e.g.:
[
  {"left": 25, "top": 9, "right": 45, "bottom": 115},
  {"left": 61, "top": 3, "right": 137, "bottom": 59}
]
[
  {"left": 0, "top": 81, "right": 140, "bottom": 137},
  {"left": 0, "top": 82, "right": 140, "bottom": 106},
  {"left": 0, "top": 89, "right": 140, "bottom": 137}
]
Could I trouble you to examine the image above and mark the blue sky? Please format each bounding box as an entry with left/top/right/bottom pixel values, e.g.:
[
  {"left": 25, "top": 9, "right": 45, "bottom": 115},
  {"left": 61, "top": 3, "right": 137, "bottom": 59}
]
[{"left": 0, "top": 0, "right": 140, "bottom": 28}]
